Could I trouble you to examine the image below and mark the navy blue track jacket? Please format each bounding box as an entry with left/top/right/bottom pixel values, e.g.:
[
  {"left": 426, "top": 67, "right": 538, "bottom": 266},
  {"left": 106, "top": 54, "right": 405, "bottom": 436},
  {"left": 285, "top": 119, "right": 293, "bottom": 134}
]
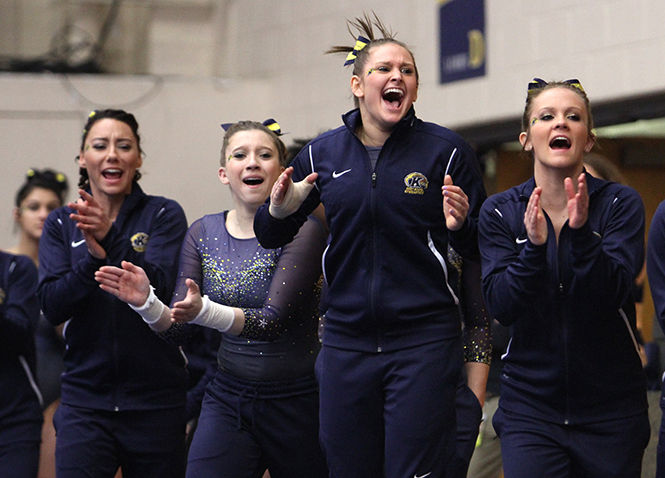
[
  {"left": 38, "top": 183, "right": 188, "bottom": 411},
  {"left": 254, "top": 107, "right": 486, "bottom": 353},
  {"left": 0, "top": 251, "right": 42, "bottom": 431},
  {"left": 479, "top": 173, "right": 647, "bottom": 424}
]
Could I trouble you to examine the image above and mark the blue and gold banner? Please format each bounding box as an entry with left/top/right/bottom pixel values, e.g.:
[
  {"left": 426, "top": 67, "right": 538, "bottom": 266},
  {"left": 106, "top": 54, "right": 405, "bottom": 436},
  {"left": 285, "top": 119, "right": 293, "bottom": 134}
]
[{"left": 439, "top": 0, "right": 486, "bottom": 84}]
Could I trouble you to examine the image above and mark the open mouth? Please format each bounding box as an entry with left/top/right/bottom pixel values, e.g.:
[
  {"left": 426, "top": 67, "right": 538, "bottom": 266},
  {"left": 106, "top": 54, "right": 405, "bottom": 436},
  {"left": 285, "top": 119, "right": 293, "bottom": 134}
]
[
  {"left": 383, "top": 88, "right": 404, "bottom": 108},
  {"left": 243, "top": 177, "right": 264, "bottom": 186},
  {"left": 102, "top": 168, "right": 123, "bottom": 179},
  {"left": 549, "top": 136, "right": 571, "bottom": 149}
]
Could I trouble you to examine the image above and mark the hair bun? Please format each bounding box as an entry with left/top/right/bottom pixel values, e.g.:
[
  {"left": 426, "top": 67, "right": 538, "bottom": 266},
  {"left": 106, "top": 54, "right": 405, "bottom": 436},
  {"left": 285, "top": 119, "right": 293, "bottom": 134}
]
[{"left": 26, "top": 168, "right": 69, "bottom": 193}]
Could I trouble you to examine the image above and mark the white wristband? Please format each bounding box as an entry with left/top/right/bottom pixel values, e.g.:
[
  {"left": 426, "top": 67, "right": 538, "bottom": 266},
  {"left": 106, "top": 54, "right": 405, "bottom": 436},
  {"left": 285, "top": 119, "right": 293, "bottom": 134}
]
[
  {"left": 268, "top": 179, "right": 315, "bottom": 219},
  {"left": 191, "top": 295, "right": 235, "bottom": 333},
  {"left": 129, "top": 286, "right": 171, "bottom": 332}
]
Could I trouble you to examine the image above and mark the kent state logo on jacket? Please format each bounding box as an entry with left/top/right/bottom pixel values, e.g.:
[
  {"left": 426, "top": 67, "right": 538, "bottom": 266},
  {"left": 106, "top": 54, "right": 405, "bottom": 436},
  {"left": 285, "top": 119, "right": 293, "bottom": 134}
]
[
  {"left": 130, "top": 232, "right": 150, "bottom": 252},
  {"left": 404, "top": 172, "right": 429, "bottom": 195}
]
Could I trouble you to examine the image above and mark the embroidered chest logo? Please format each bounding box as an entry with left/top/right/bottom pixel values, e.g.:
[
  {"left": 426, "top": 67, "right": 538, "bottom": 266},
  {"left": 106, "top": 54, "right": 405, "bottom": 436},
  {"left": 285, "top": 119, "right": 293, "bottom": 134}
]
[
  {"left": 404, "top": 172, "right": 429, "bottom": 195},
  {"left": 130, "top": 232, "right": 150, "bottom": 252},
  {"left": 0, "top": 287, "right": 5, "bottom": 305}
]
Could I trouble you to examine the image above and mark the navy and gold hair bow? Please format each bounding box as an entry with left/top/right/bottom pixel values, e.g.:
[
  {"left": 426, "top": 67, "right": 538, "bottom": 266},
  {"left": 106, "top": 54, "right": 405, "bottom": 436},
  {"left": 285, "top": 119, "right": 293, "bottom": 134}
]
[
  {"left": 262, "top": 118, "right": 282, "bottom": 135},
  {"left": 528, "top": 77, "right": 585, "bottom": 93},
  {"left": 563, "top": 79, "right": 584, "bottom": 92},
  {"left": 220, "top": 119, "right": 283, "bottom": 136},
  {"left": 344, "top": 35, "right": 370, "bottom": 66}
]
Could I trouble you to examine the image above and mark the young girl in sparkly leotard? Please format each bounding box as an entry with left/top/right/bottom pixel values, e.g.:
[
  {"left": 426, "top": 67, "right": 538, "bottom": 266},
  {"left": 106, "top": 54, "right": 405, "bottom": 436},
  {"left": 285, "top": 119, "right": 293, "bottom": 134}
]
[{"left": 96, "top": 120, "right": 328, "bottom": 478}]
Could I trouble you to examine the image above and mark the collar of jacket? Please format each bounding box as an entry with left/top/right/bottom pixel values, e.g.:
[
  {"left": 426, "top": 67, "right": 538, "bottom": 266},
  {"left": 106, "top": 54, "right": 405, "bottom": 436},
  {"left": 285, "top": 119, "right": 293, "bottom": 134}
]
[{"left": 117, "top": 181, "right": 147, "bottom": 221}]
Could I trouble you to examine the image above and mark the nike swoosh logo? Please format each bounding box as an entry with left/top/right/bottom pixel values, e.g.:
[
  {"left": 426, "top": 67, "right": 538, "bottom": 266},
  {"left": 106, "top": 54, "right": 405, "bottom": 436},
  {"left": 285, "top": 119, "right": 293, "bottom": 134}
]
[
  {"left": 414, "top": 473, "right": 432, "bottom": 478},
  {"left": 332, "top": 169, "right": 351, "bottom": 179},
  {"left": 515, "top": 237, "right": 527, "bottom": 244},
  {"left": 71, "top": 239, "right": 85, "bottom": 248}
]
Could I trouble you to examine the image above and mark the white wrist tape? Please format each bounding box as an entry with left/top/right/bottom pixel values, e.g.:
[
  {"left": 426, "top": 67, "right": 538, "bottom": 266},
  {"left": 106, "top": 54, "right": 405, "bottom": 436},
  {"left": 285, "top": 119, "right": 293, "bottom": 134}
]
[
  {"left": 269, "top": 179, "right": 315, "bottom": 219},
  {"left": 191, "top": 295, "right": 235, "bottom": 333},
  {"left": 130, "top": 286, "right": 171, "bottom": 332}
]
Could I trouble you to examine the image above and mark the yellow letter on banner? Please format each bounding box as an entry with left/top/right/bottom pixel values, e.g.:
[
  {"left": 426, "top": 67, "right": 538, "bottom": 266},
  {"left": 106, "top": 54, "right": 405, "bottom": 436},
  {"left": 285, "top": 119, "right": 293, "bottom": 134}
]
[{"left": 468, "top": 29, "right": 485, "bottom": 68}]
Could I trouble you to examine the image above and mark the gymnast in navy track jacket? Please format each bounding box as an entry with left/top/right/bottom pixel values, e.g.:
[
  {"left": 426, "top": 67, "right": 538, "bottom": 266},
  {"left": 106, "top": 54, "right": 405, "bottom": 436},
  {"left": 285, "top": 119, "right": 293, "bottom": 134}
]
[
  {"left": 254, "top": 15, "right": 487, "bottom": 478},
  {"left": 37, "top": 109, "right": 188, "bottom": 478},
  {"left": 479, "top": 79, "right": 649, "bottom": 478}
]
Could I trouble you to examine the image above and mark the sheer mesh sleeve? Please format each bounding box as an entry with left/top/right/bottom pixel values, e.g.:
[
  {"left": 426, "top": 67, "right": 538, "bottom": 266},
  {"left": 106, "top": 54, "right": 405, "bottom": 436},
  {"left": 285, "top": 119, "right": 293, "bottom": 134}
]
[
  {"left": 240, "top": 217, "right": 327, "bottom": 340},
  {"left": 171, "top": 220, "right": 205, "bottom": 306},
  {"left": 154, "top": 219, "right": 205, "bottom": 344},
  {"left": 448, "top": 247, "right": 491, "bottom": 364}
]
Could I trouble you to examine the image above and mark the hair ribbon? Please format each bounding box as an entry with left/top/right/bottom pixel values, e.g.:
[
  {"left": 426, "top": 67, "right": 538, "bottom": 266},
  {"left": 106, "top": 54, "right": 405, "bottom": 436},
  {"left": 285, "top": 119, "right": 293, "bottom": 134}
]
[
  {"left": 344, "top": 35, "right": 370, "bottom": 66},
  {"left": 262, "top": 118, "right": 282, "bottom": 136},
  {"left": 563, "top": 79, "right": 585, "bottom": 93},
  {"left": 220, "top": 119, "right": 283, "bottom": 136},
  {"left": 527, "top": 78, "right": 548, "bottom": 91},
  {"left": 528, "top": 77, "right": 585, "bottom": 93}
]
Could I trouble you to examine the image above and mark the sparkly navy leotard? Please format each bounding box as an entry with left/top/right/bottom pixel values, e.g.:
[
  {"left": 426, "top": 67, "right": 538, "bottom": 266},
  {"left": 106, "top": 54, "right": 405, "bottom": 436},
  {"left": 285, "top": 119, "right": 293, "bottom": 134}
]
[{"left": 172, "top": 211, "right": 326, "bottom": 381}]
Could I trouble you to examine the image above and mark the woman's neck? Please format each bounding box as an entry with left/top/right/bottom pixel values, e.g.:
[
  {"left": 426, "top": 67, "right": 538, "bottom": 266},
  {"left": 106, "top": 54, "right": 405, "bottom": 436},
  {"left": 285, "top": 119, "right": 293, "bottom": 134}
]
[
  {"left": 8, "top": 234, "right": 39, "bottom": 265},
  {"left": 534, "top": 163, "right": 584, "bottom": 209},
  {"left": 356, "top": 121, "right": 390, "bottom": 147},
  {"left": 225, "top": 206, "right": 258, "bottom": 239},
  {"left": 535, "top": 174, "right": 568, "bottom": 211},
  {"left": 534, "top": 163, "right": 585, "bottom": 241}
]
